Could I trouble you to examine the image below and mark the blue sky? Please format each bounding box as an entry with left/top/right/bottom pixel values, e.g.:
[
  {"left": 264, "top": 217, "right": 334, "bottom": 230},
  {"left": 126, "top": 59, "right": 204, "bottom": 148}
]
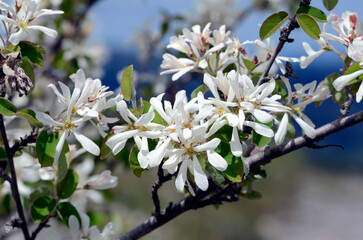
[{"left": 89, "top": 0, "right": 363, "bottom": 56}]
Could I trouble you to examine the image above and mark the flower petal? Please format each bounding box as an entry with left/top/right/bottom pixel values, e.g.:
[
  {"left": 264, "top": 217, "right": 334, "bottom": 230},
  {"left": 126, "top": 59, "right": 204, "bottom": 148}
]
[
  {"left": 231, "top": 127, "right": 242, "bottom": 157},
  {"left": 207, "top": 150, "right": 228, "bottom": 171},
  {"left": 275, "top": 113, "right": 289, "bottom": 145},
  {"left": 74, "top": 131, "right": 100, "bottom": 156},
  {"left": 193, "top": 156, "right": 208, "bottom": 191},
  {"left": 175, "top": 160, "right": 188, "bottom": 192}
]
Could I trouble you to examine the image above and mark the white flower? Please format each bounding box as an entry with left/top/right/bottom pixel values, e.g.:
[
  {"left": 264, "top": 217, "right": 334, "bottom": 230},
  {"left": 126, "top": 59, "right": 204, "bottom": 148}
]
[
  {"left": 160, "top": 53, "right": 198, "bottom": 81},
  {"left": 254, "top": 38, "right": 300, "bottom": 74},
  {"left": 0, "top": 0, "right": 64, "bottom": 45},
  {"left": 69, "top": 214, "right": 115, "bottom": 240},
  {"left": 36, "top": 86, "right": 100, "bottom": 165},
  {"left": 84, "top": 170, "right": 118, "bottom": 190},
  {"left": 299, "top": 42, "right": 326, "bottom": 69},
  {"left": 333, "top": 68, "right": 363, "bottom": 102},
  {"left": 106, "top": 99, "right": 164, "bottom": 159},
  {"left": 320, "top": 12, "right": 362, "bottom": 46},
  {"left": 275, "top": 77, "right": 330, "bottom": 144}
]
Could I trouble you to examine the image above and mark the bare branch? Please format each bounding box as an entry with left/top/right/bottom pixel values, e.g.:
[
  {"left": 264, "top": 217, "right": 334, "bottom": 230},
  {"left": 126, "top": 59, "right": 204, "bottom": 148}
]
[
  {"left": 246, "top": 110, "right": 363, "bottom": 168},
  {"left": 0, "top": 115, "right": 30, "bottom": 240}
]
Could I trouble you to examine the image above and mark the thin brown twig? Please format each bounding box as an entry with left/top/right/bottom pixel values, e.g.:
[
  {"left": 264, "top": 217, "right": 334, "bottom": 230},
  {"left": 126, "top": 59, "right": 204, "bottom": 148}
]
[{"left": 0, "top": 115, "right": 30, "bottom": 240}]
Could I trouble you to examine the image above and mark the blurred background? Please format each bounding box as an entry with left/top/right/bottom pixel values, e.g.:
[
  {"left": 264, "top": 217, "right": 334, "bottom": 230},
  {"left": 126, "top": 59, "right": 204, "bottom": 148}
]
[
  {"left": 77, "top": 0, "right": 363, "bottom": 239},
  {"left": 2, "top": 0, "right": 363, "bottom": 239}
]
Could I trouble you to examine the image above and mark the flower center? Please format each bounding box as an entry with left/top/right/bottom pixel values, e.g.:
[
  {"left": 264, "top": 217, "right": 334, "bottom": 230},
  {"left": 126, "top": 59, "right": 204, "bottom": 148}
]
[{"left": 63, "top": 120, "right": 76, "bottom": 133}]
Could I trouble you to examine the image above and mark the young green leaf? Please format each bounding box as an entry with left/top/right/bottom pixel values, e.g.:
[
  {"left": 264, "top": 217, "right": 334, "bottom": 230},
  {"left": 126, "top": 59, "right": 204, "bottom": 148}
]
[
  {"left": 121, "top": 65, "right": 133, "bottom": 100},
  {"left": 243, "top": 58, "right": 257, "bottom": 72},
  {"left": 129, "top": 145, "right": 147, "bottom": 177},
  {"left": 224, "top": 153, "right": 244, "bottom": 182},
  {"left": 56, "top": 168, "right": 78, "bottom": 199},
  {"left": 16, "top": 109, "right": 43, "bottom": 128},
  {"left": 259, "top": 11, "right": 289, "bottom": 40},
  {"left": 0, "top": 98, "right": 17, "bottom": 116},
  {"left": 296, "top": 6, "right": 327, "bottom": 22},
  {"left": 252, "top": 121, "right": 274, "bottom": 147},
  {"left": 36, "top": 130, "right": 60, "bottom": 167},
  {"left": 323, "top": 0, "right": 339, "bottom": 11},
  {"left": 296, "top": 14, "right": 321, "bottom": 40},
  {"left": 31, "top": 196, "right": 56, "bottom": 223},
  {"left": 2, "top": 45, "right": 20, "bottom": 54},
  {"left": 19, "top": 41, "right": 45, "bottom": 68},
  {"left": 20, "top": 60, "right": 35, "bottom": 84},
  {"left": 100, "top": 131, "right": 114, "bottom": 160},
  {"left": 57, "top": 140, "right": 70, "bottom": 181},
  {"left": 191, "top": 84, "right": 208, "bottom": 99},
  {"left": 57, "top": 202, "right": 81, "bottom": 226},
  {"left": 205, "top": 162, "right": 225, "bottom": 186}
]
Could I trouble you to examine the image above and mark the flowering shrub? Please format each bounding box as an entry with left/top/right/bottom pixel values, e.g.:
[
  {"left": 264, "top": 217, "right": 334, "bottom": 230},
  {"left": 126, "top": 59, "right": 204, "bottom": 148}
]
[{"left": 0, "top": 0, "right": 363, "bottom": 239}]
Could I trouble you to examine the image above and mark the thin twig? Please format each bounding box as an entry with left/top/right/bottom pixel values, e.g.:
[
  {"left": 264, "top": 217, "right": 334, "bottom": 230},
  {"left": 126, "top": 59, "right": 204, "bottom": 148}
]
[
  {"left": 0, "top": 115, "right": 31, "bottom": 240},
  {"left": 151, "top": 163, "right": 174, "bottom": 215},
  {"left": 340, "top": 86, "right": 354, "bottom": 117},
  {"left": 257, "top": 0, "right": 311, "bottom": 85},
  {"left": 30, "top": 218, "right": 51, "bottom": 240}
]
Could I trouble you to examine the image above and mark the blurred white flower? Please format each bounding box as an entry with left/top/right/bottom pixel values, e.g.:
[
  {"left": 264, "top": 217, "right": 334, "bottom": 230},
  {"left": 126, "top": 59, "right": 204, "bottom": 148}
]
[
  {"left": 0, "top": 0, "right": 63, "bottom": 45},
  {"left": 84, "top": 170, "right": 118, "bottom": 190},
  {"left": 69, "top": 214, "right": 115, "bottom": 240}
]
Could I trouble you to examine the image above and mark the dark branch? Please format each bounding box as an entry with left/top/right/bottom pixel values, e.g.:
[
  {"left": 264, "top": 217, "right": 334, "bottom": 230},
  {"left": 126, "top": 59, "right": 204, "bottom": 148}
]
[
  {"left": 246, "top": 110, "right": 363, "bottom": 168},
  {"left": 340, "top": 86, "right": 354, "bottom": 117},
  {"left": 151, "top": 163, "right": 174, "bottom": 215},
  {"left": 0, "top": 115, "right": 30, "bottom": 240},
  {"left": 30, "top": 218, "right": 51, "bottom": 240},
  {"left": 10, "top": 128, "right": 38, "bottom": 157}
]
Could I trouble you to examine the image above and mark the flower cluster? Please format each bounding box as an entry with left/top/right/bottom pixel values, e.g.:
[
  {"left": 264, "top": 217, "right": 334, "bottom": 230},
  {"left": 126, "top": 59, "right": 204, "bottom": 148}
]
[
  {"left": 293, "top": 11, "right": 363, "bottom": 103},
  {"left": 0, "top": 0, "right": 63, "bottom": 45},
  {"left": 107, "top": 26, "right": 331, "bottom": 193},
  {"left": 36, "top": 69, "right": 119, "bottom": 165}
]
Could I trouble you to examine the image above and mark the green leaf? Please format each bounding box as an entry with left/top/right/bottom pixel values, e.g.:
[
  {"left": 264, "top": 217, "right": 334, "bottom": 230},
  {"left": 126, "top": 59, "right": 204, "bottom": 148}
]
[
  {"left": 16, "top": 109, "right": 43, "bottom": 128},
  {"left": 205, "top": 162, "right": 225, "bottom": 186},
  {"left": 224, "top": 154, "right": 244, "bottom": 182},
  {"left": 259, "top": 11, "right": 289, "bottom": 40},
  {"left": 0, "top": 98, "right": 17, "bottom": 116},
  {"left": 2, "top": 45, "right": 20, "bottom": 55},
  {"left": 36, "top": 130, "right": 60, "bottom": 167},
  {"left": 141, "top": 100, "right": 163, "bottom": 124},
  {"left": 129, "top": 145, "right": 147, "bottom": 177},
  {"left": 56, "top": 168, "right": 78, "bottom": 199},
  {"left": 323, "top": 72, "right": 340, "bottom": 91},
  {"left": 30, "top": 187, "right": 52, "bottom": 202},
  {"left": 57, "top": 140, "right": 69, "bottom": 181},
  {"left": 191, "top": 84, "right": 208, "bottom": 99},
  {"left": 297, "top": 13, "right": 321, "bottom": 40},
  {"left": 121, "top": 65, "right": 133, "bottom": 101},
  {"left": 100, "top": 131, "right": 114, "bottom": 160},
  {"left": 19, "top": 41, "right": 45, "bottom": 68},
  {"left": 216, "top": 142, "right": 244, "bottom": 182},
  {"left": 20, "top": 60, "right": 35, "bottom": 84},
  {"left": 243, "top": 58, "right": 257, "bottom": 72},
  {"left": 31, "top": 196, "right": 56, "bottom": 223},
  {"left": 322, "top": 0, "right": 339, "bottom": 11},
  {"left": 296, "top": 6, "right": 327, "bottom": 22},
  {"left": 252, "top": 121, "right": 273, "bottom": 147},
  {"left": 57, "top": 202, "right": 81, "bottom": 226},
  {"left": 344, "top": 62, "right": 363, "bottom": 75},
  {"left": 333, "top": 88, "right": 346, "bottom": 105}
]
